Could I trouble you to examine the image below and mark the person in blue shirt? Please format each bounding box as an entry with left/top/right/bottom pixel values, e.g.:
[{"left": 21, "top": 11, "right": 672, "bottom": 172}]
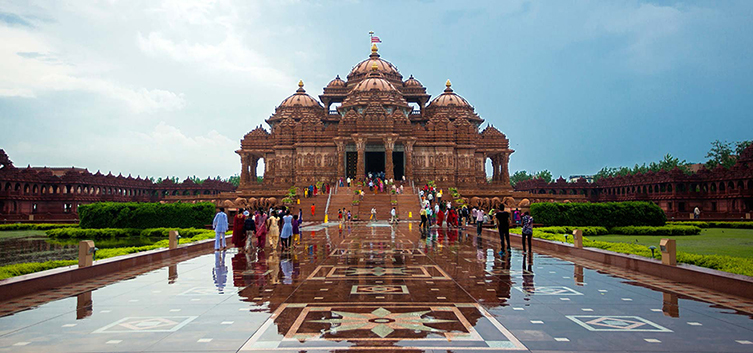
[{"left": 212, "top": 207, "right": 228, "bottom": 251}]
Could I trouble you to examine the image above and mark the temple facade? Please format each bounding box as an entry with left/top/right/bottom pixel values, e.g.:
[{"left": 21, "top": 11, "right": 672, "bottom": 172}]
[{"left": 237, "top": 44, "right": 512, "bottom": 192}]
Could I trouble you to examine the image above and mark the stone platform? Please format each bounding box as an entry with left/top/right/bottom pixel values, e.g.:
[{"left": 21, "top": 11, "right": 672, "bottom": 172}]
[{"left": 0, "top": 222, "right": 752, "bottom": 352}]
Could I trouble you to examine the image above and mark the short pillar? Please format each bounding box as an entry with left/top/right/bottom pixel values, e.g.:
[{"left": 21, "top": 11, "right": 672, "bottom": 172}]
[
  {"left": 572, "top": 229, "right": 583, "bottom": 249},
  {"left": 662, "top": 292, "right": 679, "bottom": 317},
  {"left": 689, "top": 213, "right": 694, "bottom": 219},
  {"left": 747, "top": 213, "right": 751, "bottom": 220},
  {"left": 169, "top": 230, "right": 180, "bottom": 250},
  {"left": 78, "top": 240, "right": 95, "bottom": 268},
  {"left": 574, "top": 265, "right": 584, "bottom": 286},
  {"left": 660, "top": 238, "right": 676, "bottom": 266}
]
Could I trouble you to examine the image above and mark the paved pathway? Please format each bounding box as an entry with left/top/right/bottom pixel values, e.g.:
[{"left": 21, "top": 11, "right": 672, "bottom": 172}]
[{"left": 1, "top": 221, "right": 752, "bottom": 352}]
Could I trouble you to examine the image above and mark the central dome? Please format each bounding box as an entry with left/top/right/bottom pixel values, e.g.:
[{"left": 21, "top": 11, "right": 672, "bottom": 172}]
[{"left": 347, "top": 44, "right": 402, "bottom": 84}]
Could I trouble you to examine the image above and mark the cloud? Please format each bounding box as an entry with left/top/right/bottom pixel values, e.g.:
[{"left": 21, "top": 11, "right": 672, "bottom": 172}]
[
  {"left": 0, "top": 22, "right": 185, "bottom": 113},
  {"left": 0, "top": 12, "right": 34, "bottom": 27}
]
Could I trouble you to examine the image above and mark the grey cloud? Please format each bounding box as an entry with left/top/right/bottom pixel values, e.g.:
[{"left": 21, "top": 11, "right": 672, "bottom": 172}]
[{"left": 0, "top": 12, "right": 34, "bottom": 27}]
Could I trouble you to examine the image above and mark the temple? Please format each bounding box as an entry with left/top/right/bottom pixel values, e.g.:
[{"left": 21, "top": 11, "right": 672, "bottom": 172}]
[{"left": 237, "top": 44, "right": 513, "bottom": 192}]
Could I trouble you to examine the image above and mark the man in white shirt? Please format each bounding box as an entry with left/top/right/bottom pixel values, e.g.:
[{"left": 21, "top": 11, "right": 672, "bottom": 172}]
[
  {"left": 390, "top": 207, "right": 397, "bottom": 224},
  {"left": 371, "top": 207, "right": 377, "bottom": 221}
]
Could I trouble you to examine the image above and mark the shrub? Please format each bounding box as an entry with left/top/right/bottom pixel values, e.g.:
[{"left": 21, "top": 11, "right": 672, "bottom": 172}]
[
  {"left": 79, "top": 202, "right": 215, "bottom": 229},
  {"left": 531, "top": 202, "right": 666, "bottom": 228},
  {"left": 0, "top": 223, "right": 79, "bottom": 231},
  {"left": 537, "top": 226, "right": 609, "bottom": 236},
  {"left": 609, "top": 225, "right": 701, "bottom": 235},
  {"left": 670, "top": 221, "right": 753, "bottom": 229},
  {"left": 47, "top": 227, "right": 210, "bottom": 239}
]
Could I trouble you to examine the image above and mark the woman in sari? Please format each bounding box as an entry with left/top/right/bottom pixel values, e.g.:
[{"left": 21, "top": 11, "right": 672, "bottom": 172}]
[
  {"left": 232, "top": 209, "right": 246, "bottom": 252},
  {"left": 267, "top": 212, "right": 280, "bottom": 251},
  {"left": 255, "top": 209, "right": 268, "bottom": 248}
]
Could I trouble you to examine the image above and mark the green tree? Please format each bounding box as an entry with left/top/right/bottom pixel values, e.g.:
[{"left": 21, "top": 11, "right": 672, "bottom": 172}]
[
  {"left": 705, "top": 140, "right": 736, "bottom": 169},
  {"left": 227, "top": 175, "right": 240, "bottom": 187},
  {"left": 735, "top": 140, "right": 752, "bottom": 156},
  {"left": 535, "top": 170, "right": 553, "bottom": 183},
  {"left": 510, "top": 170, "right": 533, "bottom": 187}
]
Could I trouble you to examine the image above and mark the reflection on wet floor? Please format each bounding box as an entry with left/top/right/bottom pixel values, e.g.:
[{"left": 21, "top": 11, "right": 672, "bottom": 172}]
[{"left": 1, "top": 221, "right": 752, "bottom": 352}]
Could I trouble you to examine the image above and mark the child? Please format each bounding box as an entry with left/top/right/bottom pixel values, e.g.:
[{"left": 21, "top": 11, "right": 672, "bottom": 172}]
[{"left": 292, "top": 214, "right": 300, "bottom": 246}]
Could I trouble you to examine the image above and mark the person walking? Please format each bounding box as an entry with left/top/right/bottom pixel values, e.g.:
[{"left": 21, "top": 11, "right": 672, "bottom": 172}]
[
  {"left": 255, "top": 209, "right": 267, "bottom": 248},
  {"left": 419, "top": 207, "right": 427, "bottom": 231},
  {"left": 280, "top": 211, "right": 293, "bottom": 251},
  {"left": 370, "top": 207, "right": 377, "bottom": 221},
  {"left": 311, "top": 203, "right": 316, "bottom": 217},
  {"left": 390, "top": 207, "right": 397, "bottom": 224},
  {"left": 476, "top": 207, "right": 485, "bottom": 236},
  {"left": 267, "top": 212, "right": 280, "bottom": 251},
  {"left": 694, "top": 206, "right": 701, "bottom": 219},
  {"left": 347, "top": 209, "right": 352, "bottom": 226},
  {"left": 513, "top": 209, "right": 521, "bottom": 227},
  {"left": 338, "top": 208, "right": 343, "bottom": 224},
  {"left": 495, "top": 208, "right": 511, "bottom": 255},
  {"left": 292, "top": 214, "right": 301, "bottom": 245},
  {"left": 232, "top": 209, "right": 247, "bottom": 252},
  {"left": 243, "top": 210, "right": 256, "bottom": 250},
  {"left": 212, "top": 207, "right": 229, "bottom": 251},
  {"left": 521, "top": 211, "right": 534, "bottom": 254}
]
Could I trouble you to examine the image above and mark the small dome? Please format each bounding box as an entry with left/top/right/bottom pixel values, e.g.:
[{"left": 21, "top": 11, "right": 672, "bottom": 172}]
[
  {"left": 427, "top": 80, "right": 471, "bottom": 108},
  {"left": 403, "top": 75, "right": 423, "bottom": 88},
  {"left": 279, "top": 80, "right": 322, "bottom": 108},
  {"left": 351, "top": 67, "right": 399, "bottom": 93},
  {"left": 327, "top": 75, "right": 346, "bottom": 88}
]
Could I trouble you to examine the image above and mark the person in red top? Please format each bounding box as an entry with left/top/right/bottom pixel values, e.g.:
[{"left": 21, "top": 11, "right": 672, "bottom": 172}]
[
  {"left": 232, "top": 209, "right": 246, "bottom": 253},
  {"left": 436, "top": 205, "right": 445, "bottom": 227},
  {"left": 311, "top": 203, "right": 316, "bottom": 216}
]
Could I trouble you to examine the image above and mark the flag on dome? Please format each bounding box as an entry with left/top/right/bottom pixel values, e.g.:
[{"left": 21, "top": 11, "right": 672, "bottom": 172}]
[{"left": 371, "top": 36, "right": 381, "bottom": 43}]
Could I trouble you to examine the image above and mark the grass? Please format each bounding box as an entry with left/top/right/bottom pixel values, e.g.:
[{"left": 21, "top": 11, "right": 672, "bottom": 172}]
[
  {"left": 596, "top": 228, "right": 753, "bottom": 259},
  {"left": 0, "top": 230, "right": 48, "bottom": 240},
  {"left": 0, "top": 230, "right": 221, "bottom": 280}
]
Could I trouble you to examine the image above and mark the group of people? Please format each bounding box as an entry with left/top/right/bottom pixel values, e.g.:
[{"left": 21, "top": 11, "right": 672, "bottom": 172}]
[
  {"left": 212, "top": 206, "right": 304, "bottom": 253},
  {"left": 303, "top": 183, "right": 330, "bottom": 198}
]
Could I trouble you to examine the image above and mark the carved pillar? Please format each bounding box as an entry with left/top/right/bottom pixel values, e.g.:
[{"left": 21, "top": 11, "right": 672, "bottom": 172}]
[
  {"left": 251, "top": 156, "right": 258, "bottom": 181},
  {"left": 404, "top": 138, "right": 416, "bottom": 180},
  {"left": 265, "top": 155, "right": 275, "bottom": 185},
  {"left": 490, "top": 154, "right": 498, "bottom": 182},
  {"left": 355, "top": 136, "right": 366, "bottom": 179},
  {"left": 334, "top": 138, "right": 345, "bottom": 178},
  {"left": 384, "top": 136, "right": 396, "bottom": 180},
  {"left": 240, "top": 153, "right": 249, "bottom": 187},
  {"left": 501, "top": 152, "right": 510, "bottom": 186}
]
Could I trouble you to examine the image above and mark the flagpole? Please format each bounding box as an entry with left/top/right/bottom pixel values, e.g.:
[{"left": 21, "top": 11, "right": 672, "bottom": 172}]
[{"left": 369, "top": 31, "right": 374, "bottom": 46}]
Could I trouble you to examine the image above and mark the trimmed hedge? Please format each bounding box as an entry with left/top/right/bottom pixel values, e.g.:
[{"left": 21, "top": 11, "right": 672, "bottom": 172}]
[
  {"left": 46, "top": 227, "right": 212, "bottom": 240},
  {"left": 518, "top": 227, "right": 753, "bottom": 276},
  {"left": 0, "top": 223, "right": 78, "bottom": 231},
  {"left": 536, "top": 226, "right": 609, "bottom": 236},
  {"left": 669, "top": 221, "right": 753, "bottom": 229},
  {"left": 0, "top": 230, "right": 218, "bottom": 280},
  {"left": 531, "top": 202, "right": 666, "bottom": 227},
  {"left": 609, "top": 225, "right": 701, "bottom": 236},
  {"left": 79, "top": 202, "right": 215, "bottom": 229}
]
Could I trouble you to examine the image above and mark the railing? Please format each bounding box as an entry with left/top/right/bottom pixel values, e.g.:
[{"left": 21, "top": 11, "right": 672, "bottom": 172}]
[
  {"left": 324, "top": 184, "right": 336, "bottom": 218},
  {"left": 329, "top": 109, "right": 339, "bottom": 115},
  {"left": 410, "top": 110, "right": 421, "bottom": 116}
]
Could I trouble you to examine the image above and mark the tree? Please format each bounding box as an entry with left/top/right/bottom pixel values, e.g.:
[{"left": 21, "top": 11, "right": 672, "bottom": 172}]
[
  {"left": 535, "top": 170, "right": 553, "bottom": 183},
  {"left": 735, "top": 140, "right": 752, "bottom": 156},
  {"left": 510, "top": 170, "right": 533, "bottom": 187},
  {"left": 705, "top": 140, "right": 736, "bottom": 169},
  {"left": 227, "top": 175, "right": 240, "bottom": 187}
]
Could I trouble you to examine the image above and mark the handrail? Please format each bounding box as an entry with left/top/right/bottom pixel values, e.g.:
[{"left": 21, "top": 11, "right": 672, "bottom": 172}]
[{"left": 324, "top": 183, "right": 335, "bottom": 218}]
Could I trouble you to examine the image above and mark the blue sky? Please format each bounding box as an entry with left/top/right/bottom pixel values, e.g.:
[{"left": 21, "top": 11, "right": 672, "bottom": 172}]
[{"left": 0, "top": 0, "right": 751, "bottom": 180}]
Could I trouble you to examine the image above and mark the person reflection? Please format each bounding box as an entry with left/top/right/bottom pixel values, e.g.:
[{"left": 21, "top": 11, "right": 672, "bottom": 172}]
[
  {"left": 522, "top": 253, "right": 535, "bottom": 298},
  {"left": 281, "top": 252, "right": 293, "bottom": 285},
  {"left": 447, "top": 228, "right": 459, "bottom": 245},
  {"left": 268, "top": 250, "right": 281, "bottom": 285},
  {"left": 497, "top": 253, "right": 512, "bottom": 305},
  {"left": 213, "top": 250, "right": 228, "bottom": 294}
]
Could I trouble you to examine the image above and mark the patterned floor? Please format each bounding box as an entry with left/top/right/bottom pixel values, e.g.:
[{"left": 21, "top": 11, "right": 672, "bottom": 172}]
[{"left": 0, "top": 221, "right": 752, "bottom": 352}]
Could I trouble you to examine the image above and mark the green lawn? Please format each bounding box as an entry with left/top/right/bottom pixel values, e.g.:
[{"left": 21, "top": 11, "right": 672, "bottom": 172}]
[
  {"left": 596, "top": 228, "right": 753, "bottom": 258},
  {"left": 0, "top": 230, "right": 47, "bottom": 240}
]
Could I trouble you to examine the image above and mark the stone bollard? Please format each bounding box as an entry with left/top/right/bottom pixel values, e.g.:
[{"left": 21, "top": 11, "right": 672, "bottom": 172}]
[
  {"left": 169, "top": 230, "right": 180, "bottom": 250},
  {"left": 662, "top": 292, "right": 679, "bottom": 317},
  {"left": 572, "top": 229, "right": 583, "bottom": 249},
  {"left": 409, "top": 211, "right": 412, "bottom": 218},
  {"left": 689, "top": 213, "right": 694, "bottom": 219},
  {"left": 660, "top": 238, "right": 676, "bottom": 266},
  {"left": 78, "top": 240, "right": 96, "bottom": 268},
  {"left": 747, "top": 213, "right": 751, "bottom": 220}
]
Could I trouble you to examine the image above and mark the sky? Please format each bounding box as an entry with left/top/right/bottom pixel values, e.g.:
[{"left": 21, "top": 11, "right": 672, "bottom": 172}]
[{"left": 1, "top": 0, "right": 752, "bottom": 180}]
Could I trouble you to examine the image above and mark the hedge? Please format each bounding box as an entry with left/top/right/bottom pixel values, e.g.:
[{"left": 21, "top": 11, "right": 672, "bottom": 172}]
[
  {"left": 669, "top": 221, "right": 753, "bottom": 229},
  {"left": 46, "top": 227, "right": 212, "bottom": 240},
  {"left": 531, "top": 202, "right": 666, "bottom": 228},
  {"left": 609, "top": 225, "right": 702, "bottom": 235},
  {"left": 0, "top": 223, "right": 78, "bottom": 231},
  {"left": 519, "top": 227, "right": 753, "bottom": 277},
  {"left": 536, "top": 226, "right": 609, "bottom": 236},
  {"left": 79, "top": 202, "right": 215, "bottom": 229},
  {"left": 0, "top": 230, "right": 218, "bottom": 280}
]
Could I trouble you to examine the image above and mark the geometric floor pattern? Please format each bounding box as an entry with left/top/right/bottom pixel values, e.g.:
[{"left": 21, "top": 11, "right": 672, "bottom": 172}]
[{"left": 1, "top": 215, "right": 753, "bottom": 352}]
